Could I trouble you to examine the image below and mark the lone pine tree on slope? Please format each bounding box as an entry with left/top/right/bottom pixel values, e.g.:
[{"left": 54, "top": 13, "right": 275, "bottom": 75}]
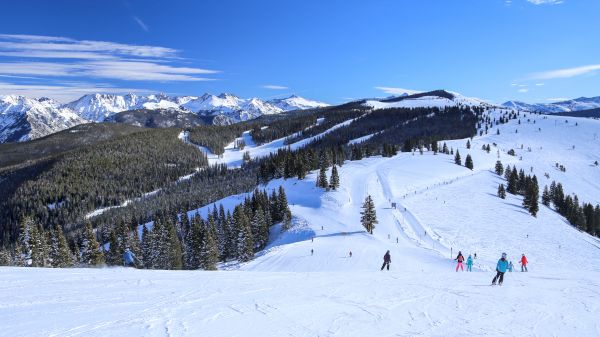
[
  {"left": 454, "top": 150, "right": 461, "bottom": 165},
  {"left": 330, "top": 165, "right": 340, "bottom": 190},
  {"left": 465, "top": 154, "right": 474, "bottom": 170},
  {"left": 361, "top": 195, "right": 378, "bottom": 234}
]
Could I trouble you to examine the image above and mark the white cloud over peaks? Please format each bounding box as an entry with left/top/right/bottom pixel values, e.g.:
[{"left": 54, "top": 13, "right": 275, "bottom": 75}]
[
  {"left": 375, "top": 86, "right": 421, "bottom": 96},
  {"left": 529, "top": 64, "right": 600, "bottom": 80},
  {"left": 526, "top": 0, "right": 563, "bottom": 4},
  {"left": 262, "top": 85, "right": 289, "bottom": 90},
  {"left": 0, "top": 34, "right": 218, "bottom": 82}
]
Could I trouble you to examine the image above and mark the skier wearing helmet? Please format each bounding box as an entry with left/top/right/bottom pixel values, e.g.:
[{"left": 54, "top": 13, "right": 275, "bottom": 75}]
[{"left": 492, "top": 252, "right": 509, "bottom": 286}]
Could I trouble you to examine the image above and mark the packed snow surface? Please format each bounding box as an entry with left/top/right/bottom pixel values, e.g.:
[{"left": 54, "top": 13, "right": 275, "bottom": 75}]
[{"left": 2, "top": 108, "right": 600, "bottom": 336}]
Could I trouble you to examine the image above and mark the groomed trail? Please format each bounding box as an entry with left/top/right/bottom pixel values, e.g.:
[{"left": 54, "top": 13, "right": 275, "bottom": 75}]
[{"left": 2, "top": 109, "right": 600, "bottom": 336}]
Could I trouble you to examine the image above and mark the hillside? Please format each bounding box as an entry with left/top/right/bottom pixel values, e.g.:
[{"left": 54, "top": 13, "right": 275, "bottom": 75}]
[{"left": 1, "top": 102, "right": 599, "bottom": 336}]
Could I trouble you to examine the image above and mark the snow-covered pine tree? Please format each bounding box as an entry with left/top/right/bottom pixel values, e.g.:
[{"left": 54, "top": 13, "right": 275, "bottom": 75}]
[
  {"left": 0, "top": 248, "right": 11, "bottom": 266},
  {"left": 454, "top": 150, "right": 461, "bottom": 165},
  {"left": 360, "top": 195, "right": 378, "bottom": 234},
  {"left": 30, "top": 224, "right": 49, "bottom": 267},
  {"left": 200, "top": 222, "right": 219, "bottom": 270},
  {"left": 141, "top": 224, "right": 152, "bottom": 268},
  {"left": 49, "top": 224, "right": 72, "bottom": 268},
  {"left": 464, "top": 154, "right": 474, "bottom": 170},
  {"left": 165, "top": 218, "right": 183, "bottom": 270},
  {"left": 330, "top": 165, "right": 340, "bottom": 190},
  {"left": 498, "top": 184, "right": 506, "bottom": 199},
  {"left": 466, "top": 139, "right": 471, "bottom": 149},
  {"left": 80, "top": 222, "right": 104, "bottom": 266},
  {"left": 234, "top": 205, "right": 254, "bottom": 262},
  {"left": 251, "top": 206, "right": 267, "bottom": 249},
  {"left": 17, "top": 216, "right": 35, "bottom": 266},
  {"left": 495, "top": 160, "right": 504, "bottom": 176}
]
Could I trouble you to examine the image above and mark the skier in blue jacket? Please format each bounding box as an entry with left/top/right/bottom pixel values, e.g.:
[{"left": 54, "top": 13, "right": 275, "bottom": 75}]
[{"left": 491, "top": 252, "right": 509, "bottom": 286}]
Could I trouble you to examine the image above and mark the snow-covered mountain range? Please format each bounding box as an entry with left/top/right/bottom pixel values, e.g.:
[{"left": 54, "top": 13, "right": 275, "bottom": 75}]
[
  {"left": 502, "top": 96, "right": 600, "bottom": 113},
  {"left": 0, "top": 93, "right": 329, "bottom": 143},
  {"left": 0, "top": 95, "right": 86, "bottom": 143}
]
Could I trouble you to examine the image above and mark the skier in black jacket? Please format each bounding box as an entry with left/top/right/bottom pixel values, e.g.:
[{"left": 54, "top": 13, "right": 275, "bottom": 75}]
[{"left": 381, "top": 250, "right": 391, "bottom": 271}]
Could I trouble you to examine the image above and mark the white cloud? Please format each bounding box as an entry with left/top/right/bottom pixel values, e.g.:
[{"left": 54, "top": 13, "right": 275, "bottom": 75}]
[
  {"left": 375, "top": 86, "right": 421, "bottom": 96},
  {"left": 535, "top": 83, "right": 545, "bottom": 86},
  {"left": 529, "top": 64, "right": 600, "bottom": 80},
  {"left": 133, "top": 16, "right": 149, "bottom": 32},
  {"left": 546, "top": 97, "right": 569, "bottom": 101},
  {"left": 0, "top": 81, "right": 150, "bottom": 102},
  {"left": 0, "top": 34, "right": 218, "bottom": 83},
  {"left": 526, "top": 0, "right": 563, "bottom": 4},
  {"left": 518, "top": 88, "right": 529, "bottom": 93},
  {"left": 262, "top": 85, "right": 289, "bottom": 90}
]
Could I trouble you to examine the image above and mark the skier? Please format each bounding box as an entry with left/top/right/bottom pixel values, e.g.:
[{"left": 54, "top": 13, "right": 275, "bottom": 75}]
[
  {"left": 349, "top": 251, "right": 352, "bottom": 258},
  {"left": 508, "top": 261, "right": 514, "bottom": 272},
  {"left": 381, "top": 250, "right": 391, "bottom": 271},
  {"left": 466, "top": 254, "right": 473, "bottom": 272},
  {"left": 520, "top": 254, "right": 528, "bottom": 272},
  {"left": 474, "top": 253, "right": 477, "bottom": 260},
  {"left": 311, "top": 249, "right": 314, "bottom": 256},
  {"left": 492, "top": 253, "right": 509, "bottom": 286},
  {"left": 455, "top": 251, "right": 465, "bottom": 272},
  {"left": 123, "top": 248, "right": 136, "bottom": 267}
]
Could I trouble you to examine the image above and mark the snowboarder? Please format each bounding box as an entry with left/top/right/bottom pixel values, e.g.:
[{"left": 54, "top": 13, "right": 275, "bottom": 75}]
[
  {"left": 520, "top": 254, "right": 528, "bottom": 272},
  {"left": 123, "top": 248, "right": 136, "bottom": 267},
  {"left": 349, "top": 251, "right": 352, "bottom": 258},
  {"left": 381, "top": 250, "right": 391, "bottom": 271},
  {"left": 492, "top": 253, "right": 509, "bottom": 286},
  {"left": 508, "top": 261, "right": 514, "bottom": 272},
  {"left": 455, "top": 251, "right": 464, "bottom": 272},
  {"left": 466, "top": 254, "right": 473, "bottom": 272}
]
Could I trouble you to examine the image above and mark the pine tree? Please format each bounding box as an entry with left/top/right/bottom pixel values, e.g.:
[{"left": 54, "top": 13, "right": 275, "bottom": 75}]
[
  {"left": 495, "top": 161, "right": 504, "bottom": 176},
  {"left": 17, "top": 216, "right": 35, "bottom": 266},
  {"left": 80, "top": 222, "right": 104, "bottom": 266},
  {"left": 524, "top": 176, "right": 539, "bottom": 217},
  {"left": 251, "top": 207, "right": 267, "bottom": 249},
  {"left": 330, "top": 165, "right": 340, "bottom": 190},
  {"left": 466, "top": 139, "right": 471, "bottom": 149},
  {"left": 507, "top": 168, "right": 518, "bottom": 194},
  {"left": 498, "top": 184, "right": 506, "bottom": 199},
  {"left": 464, "top": 154, "right": 474, "bottom": 170},
  {"left": 165, "top": 218, "right": 183, "bottom": 270},
  {"left": 234, "top": 205, "right": 254, "bottom": 262},
  {"left": 542, "top": 186, "right": 551, "bottom": 206},
  {"left": 360, "top": 195, "right": 378, "bottom": 234},
  {"left": 317, "top": 162, "right": 329, "bottom": 189},
  {"left": 454, "top": 150, "right": 461, "bottom": 165},
  {"left": 49, "top": 224, "right": 72, "bottom": 268},
  {"left": 141, "top": 224, "right": 152, "bottom": 268},
  {"left": 200, "top": 223, "right": 219, "bottom": 270}
]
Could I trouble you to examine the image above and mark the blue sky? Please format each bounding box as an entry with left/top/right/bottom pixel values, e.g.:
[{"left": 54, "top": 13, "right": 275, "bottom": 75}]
[{"left": 0, "top": 0, "right": 598, "bottom": 104}]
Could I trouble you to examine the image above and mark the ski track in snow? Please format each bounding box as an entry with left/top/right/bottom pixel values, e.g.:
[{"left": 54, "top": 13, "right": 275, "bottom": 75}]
[{"left": 4, "top": 108, "right": 600, "bottom": 336}]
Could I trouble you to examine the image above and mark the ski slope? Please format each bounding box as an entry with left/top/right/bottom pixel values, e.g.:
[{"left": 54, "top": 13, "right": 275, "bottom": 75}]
[{"left": 2, "top": 108, "right": 600, "bottom": 336}]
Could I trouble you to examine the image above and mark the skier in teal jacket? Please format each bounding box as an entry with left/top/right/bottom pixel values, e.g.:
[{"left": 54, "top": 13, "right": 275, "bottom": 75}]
[
  {"left": 492, "top": 253, "right": 509, "bottom": 285},
  {"left": 466, "top": 255, "right": 473, "bottom": 272}
]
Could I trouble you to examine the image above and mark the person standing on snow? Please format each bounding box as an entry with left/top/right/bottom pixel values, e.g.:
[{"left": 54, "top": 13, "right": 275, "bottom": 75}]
[
  {"left": 349, "top": 251, "right": 352, "bottom": 258},
  {"left": 520, "top": 254, "right": 528, "bottom": 272},
  {"left": 381, "top": 250, "right": 391, "bottom": 271},
  {"left": 455, "top": 251, "right": 465, "bottom": 271},
  {"left": 492, "top": 253, "right": 509, "bottom": 286},
  {"left": 466, "top": 254, "right": 473, "bottom": 272},
  {"left": 508, "top": 261, "right": 514, "bottom": 272}
]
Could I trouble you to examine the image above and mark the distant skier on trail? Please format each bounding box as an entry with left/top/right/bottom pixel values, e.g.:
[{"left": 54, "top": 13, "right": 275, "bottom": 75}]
[
  {"left": 349, "top": 251, "right": 352, "bottom": 258},
  {"left": 492, "top": 253, "right": 509, "bottom": 286},
  {"left": 455, "top": 251, "right": 464, "bottom": 272},
  {"left": 466, "top": 254, "right": 473, "bottom": 272},
  {"left": 508, "top": 261, "right": 514, "bottom": 272},
  {"left": 381, "top": 250, "right": 391, "bottom": 271},
  {"left": 520, "top": 254, "right": 528, "bottom": 272}
]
